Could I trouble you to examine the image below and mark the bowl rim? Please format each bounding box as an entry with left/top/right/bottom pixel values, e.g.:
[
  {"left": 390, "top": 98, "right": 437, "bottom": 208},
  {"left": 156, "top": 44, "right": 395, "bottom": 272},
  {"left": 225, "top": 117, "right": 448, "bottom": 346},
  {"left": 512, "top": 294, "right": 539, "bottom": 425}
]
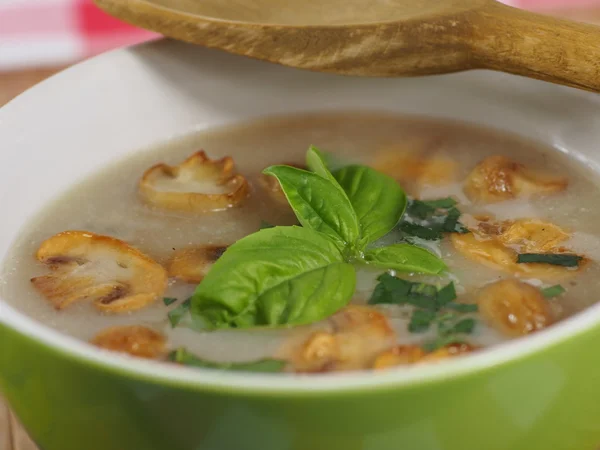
[{"left": 1, "top": 39, "right": 599, "bottom": 395}]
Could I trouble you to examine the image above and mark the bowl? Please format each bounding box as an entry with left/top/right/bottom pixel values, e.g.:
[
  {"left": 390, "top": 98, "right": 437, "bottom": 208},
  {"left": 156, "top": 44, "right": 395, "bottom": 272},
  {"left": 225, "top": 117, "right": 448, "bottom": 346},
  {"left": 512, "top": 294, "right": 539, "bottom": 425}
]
[{"left": 2, "top": 39, "right": 600, "bottom": 450}]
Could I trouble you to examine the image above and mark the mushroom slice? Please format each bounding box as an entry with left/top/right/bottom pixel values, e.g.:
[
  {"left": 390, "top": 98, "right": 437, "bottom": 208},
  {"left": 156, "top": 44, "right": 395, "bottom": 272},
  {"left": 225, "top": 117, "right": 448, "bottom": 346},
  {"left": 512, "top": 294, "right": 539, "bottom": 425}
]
[
  {"left": 373, "top": 345, "right": 426, "bottom": 370},
  {"left": 290, "top": 305, "right": 396, "bottom": 373},
  {"left": 463, "top": 155, "right": 567, "bottom": 204},
  {"left": 497, "top": 219, "right": 570, "bottom": 253},
  {"left": 259, "top": 162, "right": 306, "bottom": 204},
  {"left": 139, "top": 151, "right": 249, "bottom": 212},
  {"left": 421, "top": 343, "right": 477, "bottom": 363},
  {"left": 92, "top": 325, "right": 167, "bottom": 359},
  {"left": 371, "top": 148, "right": 457, "bottom": 193},
  {"left": 451, "top": 217, "right": 584, "bottom": 280},
  {"left": 31, "top": 231, "right": 168, "bottom": 312},
  {"left": 166, "top": 244, "right": 228, "bottom": 283},
  {"left": 477, "top": 279, "right": 553, "bottom": 337}
]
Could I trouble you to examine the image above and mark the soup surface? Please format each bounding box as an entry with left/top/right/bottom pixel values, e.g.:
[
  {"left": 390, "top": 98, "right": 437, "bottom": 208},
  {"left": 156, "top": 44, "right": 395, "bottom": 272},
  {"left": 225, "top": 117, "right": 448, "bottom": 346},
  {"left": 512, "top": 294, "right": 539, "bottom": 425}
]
[{"left": 3, "top": 112, "right": 600, "bottom": 373}]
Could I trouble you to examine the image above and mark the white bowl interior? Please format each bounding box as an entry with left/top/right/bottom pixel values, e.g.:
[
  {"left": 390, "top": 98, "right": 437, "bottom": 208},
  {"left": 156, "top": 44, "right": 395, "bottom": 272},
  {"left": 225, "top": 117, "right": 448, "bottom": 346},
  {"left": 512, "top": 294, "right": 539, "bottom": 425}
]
[{"left": 2, "top": 39, "right": 600, "bottom": 392}]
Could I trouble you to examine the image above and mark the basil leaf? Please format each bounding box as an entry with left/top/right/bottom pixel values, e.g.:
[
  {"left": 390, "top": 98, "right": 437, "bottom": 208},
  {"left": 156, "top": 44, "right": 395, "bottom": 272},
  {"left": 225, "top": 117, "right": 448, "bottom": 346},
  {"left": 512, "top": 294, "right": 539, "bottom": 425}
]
[
  {"left": 363, "top": 244, "right": 446, "bottom": 275},
  {"left": 263, "top": 166, "right": 359, "bottom": 245},
  {"left": 191, "top": 226, "right": 356, "bottom": 329},
  {"left": 334, "top": 165, "right": 407, "bottom": 245},
  {"left": 169, "top": 348, "right": 286, "bottom": 373},
  {"left": 260, "top": 220, "right": 275, "bottom": 229},
  {"left": 516, "top": 253, "right": 582, "bottom": 267},
  {"left": 541, "top": 284, "right": 565, "bottom": 298},
  {"left": 306, "top": 145, "right": 340, "bottom": 186}
]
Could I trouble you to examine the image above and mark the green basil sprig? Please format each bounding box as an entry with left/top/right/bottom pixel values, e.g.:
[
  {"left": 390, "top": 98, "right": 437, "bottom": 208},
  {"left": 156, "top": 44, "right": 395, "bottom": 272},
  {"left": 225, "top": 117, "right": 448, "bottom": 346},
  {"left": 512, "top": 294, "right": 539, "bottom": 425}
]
[{"left": 191, "top": 146, "right": 446, "bottom": 329}]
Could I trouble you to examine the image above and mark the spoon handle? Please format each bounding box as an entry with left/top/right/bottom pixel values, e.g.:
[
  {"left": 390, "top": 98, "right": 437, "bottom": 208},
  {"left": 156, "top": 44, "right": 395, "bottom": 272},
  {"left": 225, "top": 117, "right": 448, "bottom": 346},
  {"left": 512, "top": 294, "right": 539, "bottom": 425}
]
[{"left": 474, "top": 2, "right": 600, "bottom": 93}]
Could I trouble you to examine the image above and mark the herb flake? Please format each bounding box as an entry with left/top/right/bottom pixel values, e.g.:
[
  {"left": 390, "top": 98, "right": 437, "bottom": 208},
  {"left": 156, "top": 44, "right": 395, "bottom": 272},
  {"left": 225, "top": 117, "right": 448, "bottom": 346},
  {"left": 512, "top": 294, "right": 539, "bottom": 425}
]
[
  {"left": 399, "top": 197, "right": 469, "bottom": 241},
  {"left": 541, "top": 284, "right": 566, "bottom": 298},
  {"left": 163, "top": 297, "right": 177, "bottom": 306},
  {"left": 168, "top": 298, "right": 191, "bottom": 328},
  {"left": 516, "top": 253, "right": 582, "bottom": 267}
]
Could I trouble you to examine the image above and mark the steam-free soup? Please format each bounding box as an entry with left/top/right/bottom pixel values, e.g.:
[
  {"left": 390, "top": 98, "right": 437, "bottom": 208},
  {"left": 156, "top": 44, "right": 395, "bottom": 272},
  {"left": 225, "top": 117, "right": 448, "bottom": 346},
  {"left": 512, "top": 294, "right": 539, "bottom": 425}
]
[{"left": 3, "top": 112, "right": 600, "bottom": 373}]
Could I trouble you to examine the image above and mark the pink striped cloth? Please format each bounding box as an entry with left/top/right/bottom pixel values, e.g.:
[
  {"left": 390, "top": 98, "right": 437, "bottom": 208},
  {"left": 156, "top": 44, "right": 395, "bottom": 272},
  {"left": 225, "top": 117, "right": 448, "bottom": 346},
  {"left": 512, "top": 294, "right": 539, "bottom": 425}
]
[
  {"left": 0, "top": 0, "right": 157, "bottom": 70},
  {"left": 0, "top": 0, "right": 597, "bottom": 70}
]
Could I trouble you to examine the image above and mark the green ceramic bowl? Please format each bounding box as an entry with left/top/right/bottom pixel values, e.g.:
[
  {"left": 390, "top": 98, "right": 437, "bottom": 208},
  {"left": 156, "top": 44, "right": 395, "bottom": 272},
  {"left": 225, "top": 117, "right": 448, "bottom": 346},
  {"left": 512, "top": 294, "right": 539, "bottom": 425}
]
[{"left": 2, "top": 40, "right": 600, "bottom": 450}]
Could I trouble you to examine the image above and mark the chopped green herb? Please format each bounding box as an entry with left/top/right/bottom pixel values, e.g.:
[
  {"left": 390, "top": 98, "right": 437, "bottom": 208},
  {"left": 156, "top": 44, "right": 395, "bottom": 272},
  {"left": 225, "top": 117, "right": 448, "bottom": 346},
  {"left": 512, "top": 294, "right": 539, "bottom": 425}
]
[
  {"left": 399, "top": 197, "right": 469, "bottom": 241},
  {"left": 399, "top": 222, "right": 443, "bottom": 240},
  {"left": 422, "top": 317, "right": 476, "bottom": 351},
  {"left": 446, "top": 302, "right": 478, "bottom": 313},
  {"left": 516, "top": 253, "right": 582, "bottom": 267},
  {"left": 169, "top": 347, "right": 286, "bottom": 373},
  {"left": 259, "top": 220, "right": 275, "bottom": 229},
  {"left": 408, "top": 309, "right": 437, "bottom": 332},
  {"left": 369, "top": 274, "right": 473, "bottom": 339},
  {"left": 168, "top": 298, "right": 191, "bottom": 328},
  {"left": 369, "top": 274, "right": 457, "bottom": 310},
  {"left": 541, "top": 284, "right": 566, "bottom": 298},
  {"left": 163, "top": 297, "right": 177, "bottom": 306},
  {"left": 447, "top": 318, "right": 476, "bottom": 334},
  {"left": 421, "top": 197, "right": 458, "bottom": 209},
  {"left": 435, "top": 282, "right": 457, "bottom": 308}
]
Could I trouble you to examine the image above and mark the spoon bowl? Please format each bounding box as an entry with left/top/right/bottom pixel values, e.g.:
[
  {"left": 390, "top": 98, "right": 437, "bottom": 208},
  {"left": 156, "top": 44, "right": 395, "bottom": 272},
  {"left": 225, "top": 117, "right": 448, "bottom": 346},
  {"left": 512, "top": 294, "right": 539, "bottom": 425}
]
[{"left": 96, "top": 0, "right": 600, "bottom": 92}]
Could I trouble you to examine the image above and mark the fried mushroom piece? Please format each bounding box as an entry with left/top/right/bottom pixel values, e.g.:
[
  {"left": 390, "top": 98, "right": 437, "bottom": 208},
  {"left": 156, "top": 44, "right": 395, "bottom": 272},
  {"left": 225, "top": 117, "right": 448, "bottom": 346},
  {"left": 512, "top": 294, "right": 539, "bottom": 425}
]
[
  {"left": 372, "top": 345, "right": 426, "bottom": 370},
  {"left": 92, "top": 325, "right": 167, "bottom": 359},
  {"left": 290, "top": 305, "right": 396, "bottom": 373},
  {"left": 139, "top": 151, "right": 249, "bottom": 212},
  {"left": 370, "top": 147, "right": 457, "bottom": 194},
  {"left": 372, "top": 342, "right": 478, "bottom": 370},
  {"left": 421, "top": 343, "right": 477, "bottom": 362},
  {"left": 496, "top": 219, "right": 570, "bottom": 253},
  {"left": 166, "top": 244, "right": 228, "bottom": 283},
  {"left": 477, "top": 279, "right": 553, "bottom": 337},
  {"left": 31, "top": 231, "right": 168, "bottom": 312},
  {"left": 463, "top": 155, "right": 567, "bottom": 204},
  {"left": 451, "top": 217, "right": 585, "bottom": 280},
  {"left": 259, "top": 162, "right": 306, "bottom": 204}
]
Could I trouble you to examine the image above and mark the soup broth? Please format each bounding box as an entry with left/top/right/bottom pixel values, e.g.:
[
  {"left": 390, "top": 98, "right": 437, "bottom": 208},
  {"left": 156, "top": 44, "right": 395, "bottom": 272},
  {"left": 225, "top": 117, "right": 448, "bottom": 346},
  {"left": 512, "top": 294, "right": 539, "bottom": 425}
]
[{"left": 3, "top": 112, "right": 600, "bottom": 372}]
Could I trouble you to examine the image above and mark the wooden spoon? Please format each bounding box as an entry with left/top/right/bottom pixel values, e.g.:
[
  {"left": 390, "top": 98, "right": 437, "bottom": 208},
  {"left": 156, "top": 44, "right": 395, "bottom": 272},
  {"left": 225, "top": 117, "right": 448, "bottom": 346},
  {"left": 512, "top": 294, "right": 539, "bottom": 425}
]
[{"left": 95, "top": 0, "right": 600, "bottom": 92}]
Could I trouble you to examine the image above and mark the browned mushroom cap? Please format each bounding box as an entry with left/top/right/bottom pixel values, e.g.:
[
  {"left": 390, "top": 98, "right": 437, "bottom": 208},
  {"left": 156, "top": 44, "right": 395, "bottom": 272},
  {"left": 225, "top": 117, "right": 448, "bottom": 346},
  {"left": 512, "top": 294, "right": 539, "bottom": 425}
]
[
  {"left": 464, "top": 155, "right": 567, "bottom": 204},
  {"left": 372, "top": 345, "right": 426, "bottom": 370},
  {"left": 495, "top": 219, "right": 570, "bottom": 253},
  {"left": 166, "top": 244, "right": 228, "bottom": 283},
  {"left": 91, "top": 325, "right": 167, "bottom": 359},
  {"left": 477, "top": 279, "right": 553, "bottom": 337},
  {"left": 31, "top": 231, "right": 168, "bottom": 312},
  {"left": 421, "top": 342, "right": 477, "bottom": 362},
  {"left": 288, "top": 305, "right": 396, "bottom": 373},
  {"left": 259, "top": 162, "right": 306, "bottom": 204},
  {"left": 451, "top": 217, "right": 585, "bottom": 281},
  {"left": 370, "top": 144, "right": 458, "bottom": 195},
  {"left": 139, "top": 151, "right": 249, "bottom": 212}
]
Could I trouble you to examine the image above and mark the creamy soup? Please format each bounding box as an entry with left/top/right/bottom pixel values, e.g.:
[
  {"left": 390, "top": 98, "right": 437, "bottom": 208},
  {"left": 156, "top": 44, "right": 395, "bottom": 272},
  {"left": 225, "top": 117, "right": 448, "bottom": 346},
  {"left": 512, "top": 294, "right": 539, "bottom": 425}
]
[{"left": 2, "top": 112, "right": 600, "bottom": 373}]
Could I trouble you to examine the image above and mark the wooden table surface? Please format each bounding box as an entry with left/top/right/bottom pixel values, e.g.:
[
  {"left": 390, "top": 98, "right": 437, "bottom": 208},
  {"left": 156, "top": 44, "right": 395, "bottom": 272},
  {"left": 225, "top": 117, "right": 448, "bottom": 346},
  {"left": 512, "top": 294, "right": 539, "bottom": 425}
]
[{"left": 1, "top": 7, "right": 600, "bottom": 446}]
